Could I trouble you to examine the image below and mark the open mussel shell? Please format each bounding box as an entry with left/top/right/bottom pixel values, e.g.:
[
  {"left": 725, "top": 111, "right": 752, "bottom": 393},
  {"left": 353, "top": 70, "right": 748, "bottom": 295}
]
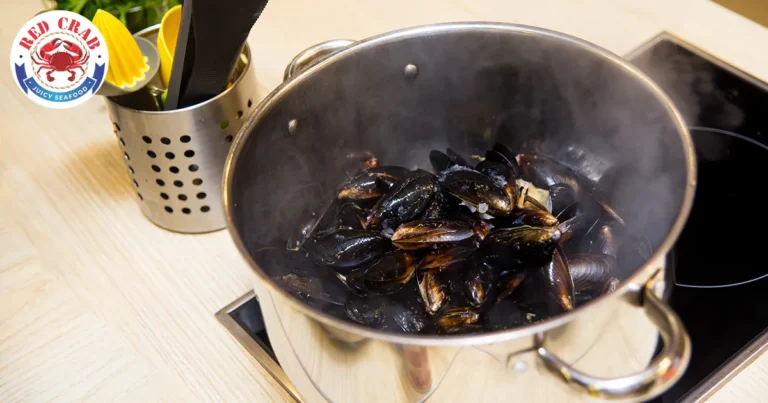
[
  {"left": 516, "top": 153, "right": 591, "bottom": 197},
  {"left": 494, "top": 207, "right": 558, "bottom": 229},
  {"left": 337, "top": 166, "right": 411, "bottom": 200},
  {"left": 480, "top": 225, "right": 561, "bottom": 260},
  {"left": 392, "top": 219, "right": 478, "bottom": 250},
  {"left": 439, "top": 166, "right": 514, "bottom": 216},
  {"left": 548, "top": 183, "right": 578, "bottom": 218},
  {"left": 435, "top": 307, "right": 481, "bottom": 334},
  {"left": 303, "top": 228, "right": 392, "bottom": 271},
  {"left": 366, "top": 172, "right": 438, "bottom": 230},
  {"left": 417, "top": 270, "right": 449, "bottom": 315}
]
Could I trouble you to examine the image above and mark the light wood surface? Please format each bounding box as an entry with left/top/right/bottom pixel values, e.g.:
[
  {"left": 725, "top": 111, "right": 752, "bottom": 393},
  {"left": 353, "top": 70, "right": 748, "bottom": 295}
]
[{"left": 1, "top": 0, "right": 767, "bottom": 401}]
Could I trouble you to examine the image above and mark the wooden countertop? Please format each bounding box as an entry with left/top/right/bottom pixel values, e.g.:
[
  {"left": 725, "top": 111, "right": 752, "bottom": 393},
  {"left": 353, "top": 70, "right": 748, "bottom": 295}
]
[{"left": 2, "top": 0, "right": 766, "bottom": 401}]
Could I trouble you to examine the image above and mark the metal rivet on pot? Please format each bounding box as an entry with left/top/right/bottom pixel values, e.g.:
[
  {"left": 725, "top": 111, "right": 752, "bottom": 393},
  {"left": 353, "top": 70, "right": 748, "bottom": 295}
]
[
  {"left": 404, "top": 64, "right": 418, "bottom": 78},
  {"left": 288, "top": 119, "right": 298, "bottom": 136},
  {"left": 510, "top": 360, "right": 529, "bottom": 373},
  {"left": 506, "top": 349, "right": 536, "bottom": 374}
]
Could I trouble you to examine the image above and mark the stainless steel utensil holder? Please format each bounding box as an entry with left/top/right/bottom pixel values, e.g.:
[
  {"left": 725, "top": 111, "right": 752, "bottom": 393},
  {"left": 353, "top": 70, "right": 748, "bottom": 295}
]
[{"left": 105, "top": 26, "right": 256, "bottom": 233}]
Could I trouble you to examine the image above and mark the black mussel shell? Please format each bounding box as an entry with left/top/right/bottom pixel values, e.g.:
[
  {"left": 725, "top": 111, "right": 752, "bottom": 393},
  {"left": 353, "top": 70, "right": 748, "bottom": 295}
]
[
  {"left": 429, "top": 150, "right": 452, "bottom": 173},
  {"left": 446, "top": 148, "right": 470, "bottom": 167},
  {"left": 274, "top": 272, "right": 348, "bottom": 308},
  {"left": 494, "top": 272, "right": 526, "bottom": 303},
  {"left": 569, "top": 253, "right": 616, "bottom": 295},
  {"left": 286, "top": 212, "right": 320, "bottom": 251},
  {"left": 303, "top": 229, "right": 392, "bottom": 270},
  {"left": 549, "top": 183, "right": 578, "bottom": 218},
  {"left": 508, "top": 249, "right": 574, "bottom": 313},
  {"left": 589, "top": 221, "right": 622, "bottom": 257},
  {"left": 516, "top": 154, "right": 592, "bottom": 197},
  {"left": 494, "top": 207, "right": 559, "bottom": 229},
  {"left": 435, "top": 307, "right": 481, "bottom": 333},
  {"left": 484, "top": 299, "right": 540, "bottom": 331},
  {"left": 338, "top": 166, "right": 411, "bottom": 200},
  {"left": 558, "top": 212, "right": 599, "bottom": 247},
  {"left": 344, "top": 294, "right": 387, "bottom": 328},
  {"left": 491, "top": 143, "right": 517, "bottom": 166},
  {"left": 417, "top": 245, "right": 475, "bottom": 271},
  {"left": 464, "top": 252, "right": 500, "bottom": 307},
  {"left": 335, "top": 202, "right": 366, "bottom": 230},
  {"left": 417, "top": 270, "right": 449, "bottom": 315},
  {"left": 430, "top": 148, "right": 469, "bottom": 173},
  {"left": 439, "top": 167, "right": 514, "bottom": 216},
  {"left": 392, "top": 219, "right": 479, "bottom": 250},
  {"left": 421, "top": 191, "right": 453, "bottom": 220},
  {"left": 547, "top": 248, "right": 575, "bottom": 310},
  {"left": 357, "top": 250, "right": 417, "bottom": 296},
  {"left": 475, "top": 159, "right": 515, "bottom": 189},
  {"left": 388, "top": 284, "right": 432, "bottom": 333},
  {"left": 480, "top": 226, "right": 561, "bottom": 259},
  {"left": 366, "top": 172, "right": 438, "bottom": 230}
]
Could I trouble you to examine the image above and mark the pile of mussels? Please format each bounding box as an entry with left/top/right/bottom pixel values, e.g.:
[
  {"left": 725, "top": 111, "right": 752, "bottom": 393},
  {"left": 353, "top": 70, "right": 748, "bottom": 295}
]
[{"left": 275, "top": 144, "right": 649, "bottom": 335}]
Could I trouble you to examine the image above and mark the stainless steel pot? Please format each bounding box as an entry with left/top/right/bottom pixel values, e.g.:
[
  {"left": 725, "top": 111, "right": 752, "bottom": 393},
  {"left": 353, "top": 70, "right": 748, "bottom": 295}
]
[{"left": 224, "top": 22, "right": 696, "bottom": 402}]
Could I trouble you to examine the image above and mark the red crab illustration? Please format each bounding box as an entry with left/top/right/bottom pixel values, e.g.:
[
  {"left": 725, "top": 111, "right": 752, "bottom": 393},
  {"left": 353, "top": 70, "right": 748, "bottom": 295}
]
[{"left": 30, "top": 38, "right": 89, "bottom": 82}]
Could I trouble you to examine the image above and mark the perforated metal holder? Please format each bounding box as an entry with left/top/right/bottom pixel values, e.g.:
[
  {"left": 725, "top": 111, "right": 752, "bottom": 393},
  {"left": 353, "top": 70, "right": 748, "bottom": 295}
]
[{"left": 106, "top": 26, "right": 256, "bottom": 233}]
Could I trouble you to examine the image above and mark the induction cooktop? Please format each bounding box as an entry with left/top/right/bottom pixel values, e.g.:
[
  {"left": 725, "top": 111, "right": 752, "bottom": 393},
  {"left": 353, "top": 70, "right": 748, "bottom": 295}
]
[
  {"left": 217, "top": 32, "right": 768, "bottom": 403},
  {"left": 628, "top": 33, "right": 768, "bottom": 402}
]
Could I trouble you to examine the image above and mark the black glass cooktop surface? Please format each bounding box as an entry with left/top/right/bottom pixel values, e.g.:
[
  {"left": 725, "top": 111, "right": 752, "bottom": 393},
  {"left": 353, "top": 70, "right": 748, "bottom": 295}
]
[
  {"left": 629, "top": 33, "right": 768, "bottom": 402},
  {"left": 221, "top": 33, "right": 768, "bottom": 403}
]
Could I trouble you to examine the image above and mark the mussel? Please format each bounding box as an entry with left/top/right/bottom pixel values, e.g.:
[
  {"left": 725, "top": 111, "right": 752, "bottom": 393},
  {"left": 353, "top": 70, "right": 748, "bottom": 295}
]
[
  {"left": 464, "top": 253, "right": 500, "bottom": 307},
  {"left": 417, "top": 271, "right": 449, "bottom": 315},
  {"left": 389, "top": 284, "right": 432, "bottom": 333},
  {"left": 417, "top": 245, "right": 475, "bottom": 271},
  {"left": 421, "top": 191, "right": 453, "bottom": 220},
  {"left": 366, "top": 172, "right": 438, "bottom": 229},
  {"left": 337, "top": 166, "right": 411, "bottom": 201},
  {"left": 548, "top": 183, "right": 578, "bottom": 218},
  {"left": 484, "top": 299, "right": 539, "bottom": 330},
  {"left": 480, "top": 226, "right": 561, "bottom": 259},
  {"left": 303, "top": 229, "right": 391, "bottom": 270},
  {"left": 392, "top": 219, "right": 481, "bottom": 250},
  {"left": 569, "top": 253, "right": 616, "bottom": 296},
  {"left": 494, "top": 272, "right": 526, "bottom": 303},
  {"left": 516, "top": 154, "right": 591, "bottom": 197},
  {"left": 356, "top": 250, "right": 417, "bottom": 296},
  {"left": 494, "top": 207, "right": 559, "bottom": 228},
  {"left": 543, "top": 248, "right": 575, "bottom": 311},
  {"left": 439, "top": 167, "right": 515, "bottom": 216},
  {"left": 475, "top": 148, "right": 519, "bottom": 187},
  {"left": 345, "top": 294, "right": 387, "bottom": 328},
  {"left": 430, "top": 148, "right": 470, "bottom": 173},
  {"left": 435, "top": 307, "right": 480, "bottom": 333}
]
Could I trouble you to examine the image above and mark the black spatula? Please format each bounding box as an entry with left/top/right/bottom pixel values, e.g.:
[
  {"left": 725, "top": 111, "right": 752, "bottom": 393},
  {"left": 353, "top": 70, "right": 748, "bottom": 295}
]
[{"left": 166, "top": 0, "right": 268, "bottom": 110}]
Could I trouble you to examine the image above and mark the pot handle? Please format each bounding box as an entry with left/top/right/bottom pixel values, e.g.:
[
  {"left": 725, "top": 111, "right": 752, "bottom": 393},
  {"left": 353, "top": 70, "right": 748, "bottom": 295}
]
[
  {"left": 537, "top": 270, "right": 691, "bottom": 401},
  {"left": 283, "top": 39, "right": 356, "bottom": 81}
]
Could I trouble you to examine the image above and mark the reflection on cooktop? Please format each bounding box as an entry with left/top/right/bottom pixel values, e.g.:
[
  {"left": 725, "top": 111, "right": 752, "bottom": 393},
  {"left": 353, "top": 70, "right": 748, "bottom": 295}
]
[{"left": 629, "top": 33, "right": 768, "bottom": 402}]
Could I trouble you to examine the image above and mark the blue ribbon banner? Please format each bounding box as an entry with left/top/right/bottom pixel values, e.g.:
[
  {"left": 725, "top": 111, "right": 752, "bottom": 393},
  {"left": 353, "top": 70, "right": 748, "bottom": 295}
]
[{"left": 15, "top": 63, "right": 105, "bottom": 103}]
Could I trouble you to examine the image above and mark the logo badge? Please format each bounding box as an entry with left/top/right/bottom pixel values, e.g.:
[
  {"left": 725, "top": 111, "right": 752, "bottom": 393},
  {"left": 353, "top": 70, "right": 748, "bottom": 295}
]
[{"left": 10, "top": 11, "right": 108, "bottom": 109}]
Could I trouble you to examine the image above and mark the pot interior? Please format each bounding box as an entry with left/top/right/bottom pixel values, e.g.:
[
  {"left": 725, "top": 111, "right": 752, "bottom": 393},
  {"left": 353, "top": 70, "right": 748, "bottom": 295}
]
[{"left": 227, "top": 24, "right": 691, "bottom": 334}]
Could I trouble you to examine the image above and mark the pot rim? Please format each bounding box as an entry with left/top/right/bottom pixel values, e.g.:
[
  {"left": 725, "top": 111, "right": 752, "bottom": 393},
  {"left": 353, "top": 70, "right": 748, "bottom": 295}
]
[{"left": 224, "top": 21, "right": 696, "bottom": 347}]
